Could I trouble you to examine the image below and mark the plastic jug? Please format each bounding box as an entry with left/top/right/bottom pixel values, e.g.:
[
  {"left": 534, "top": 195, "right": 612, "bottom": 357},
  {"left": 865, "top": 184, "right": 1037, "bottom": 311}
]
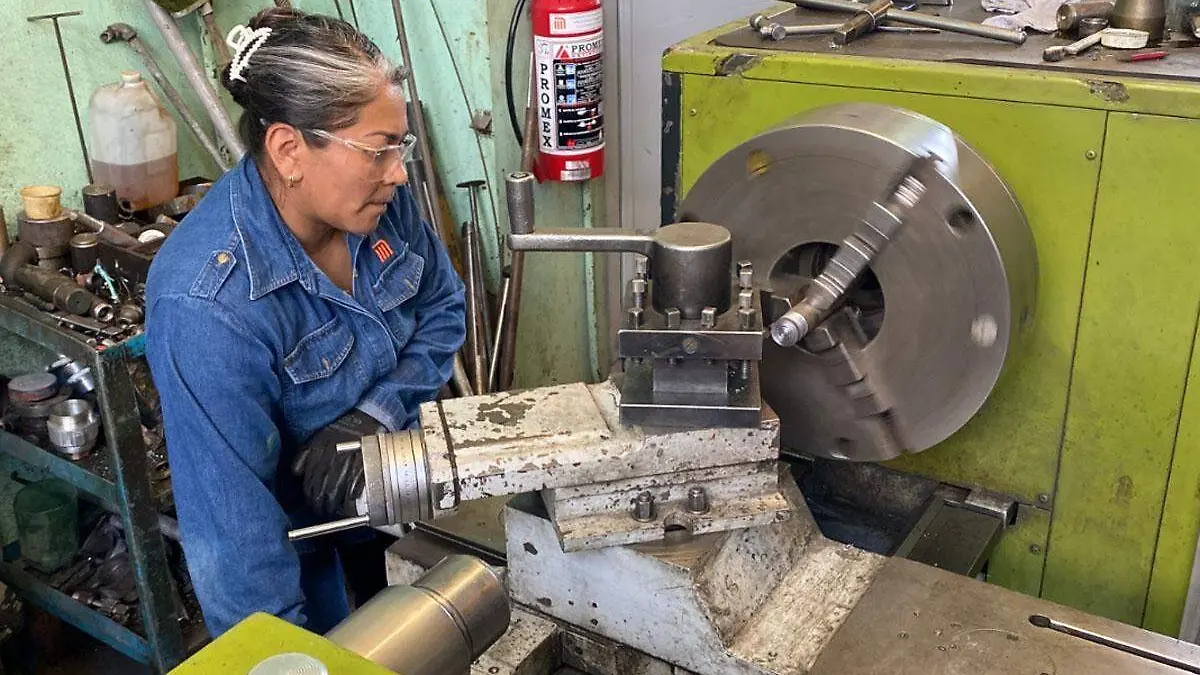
[{"left": 88, "top": 71, "right": 179, "bottom": 211}]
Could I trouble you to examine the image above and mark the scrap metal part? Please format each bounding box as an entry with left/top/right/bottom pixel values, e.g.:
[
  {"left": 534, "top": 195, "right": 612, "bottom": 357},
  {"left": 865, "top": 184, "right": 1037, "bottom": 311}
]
[{"left": 679, "top": 102, "right": 1037, "bottom": 462}]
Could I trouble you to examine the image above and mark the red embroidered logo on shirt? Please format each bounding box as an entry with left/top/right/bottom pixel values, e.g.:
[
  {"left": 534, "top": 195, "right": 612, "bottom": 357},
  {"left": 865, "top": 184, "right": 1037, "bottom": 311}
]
[{"left": 372, "top": 239, "right": 394, "bottom": 263}]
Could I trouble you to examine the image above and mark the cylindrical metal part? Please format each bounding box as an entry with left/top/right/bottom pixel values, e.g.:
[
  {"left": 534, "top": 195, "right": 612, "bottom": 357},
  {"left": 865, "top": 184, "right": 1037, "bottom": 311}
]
[
  {"left": 651, "top": 222, "right": 733, "bottom": 319},
  {"left": 46, "top": 399, "right": 100, "bottom": 460},
  {"left": 680, "top": 102, "right": 1037, "bottom": 462},
  {"left": 141, "top": 0, "right": 245, "bottom": 159},
  {"left": 68, "top": 210, "right": 143, "bottom": 249},
  {"left": 1057, "top": 0, "right": 1116, "bottom": 31},
  {"left": 116, "top": 304, "right": 144, "bottom": 326},
  {"left": 18, "top": 212, "right": 75, "bottom": 250},
  {"left": 81, "top": 184, "right": 120, "bottom": 224},
  {"left": 505, "top": 172, "right": 537, "bottom": 236},
  {"left": 10, "top": 373, "right": 60, "bottom": 403},
  {"left": 69, "top": 233, "right": 99, "bottom": 273},
  {"left": 789, "top": 0, "right": 1027, "bottom": 42},
  {"left": 488, "top": 270, "right": 512, "bottom": 392},
  {"left": 686, "top": 486, "right": 710, "bottom": 515},
  {"left": 14, "top": 265, "right": 100, "bottom": 316},
  {"left": 461, "top": 223, "right": 488, "bottom": 394},
  {"left": 1110, "top": 0, "right": 1165, "bottom": 41},
  {"left": 287, "top": 515, "right": 370, "bottom": 541},
  {"left": 509, "top": 229, "right": 655, "bottom": 255},
  {"left": 834, "top": 0, "right": 892, "bottom": 45},
  {"left": 326, "top": 555, "right": 510, "bottom": 675},
  {"left": 1078, "top": 16, "right": 1110, "bottom": 35}
]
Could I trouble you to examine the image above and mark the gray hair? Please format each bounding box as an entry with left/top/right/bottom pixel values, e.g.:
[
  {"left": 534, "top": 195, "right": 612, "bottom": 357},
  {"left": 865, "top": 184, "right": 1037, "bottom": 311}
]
[{"left": 220, "top": 9, "right": 408, "bottom": 157}]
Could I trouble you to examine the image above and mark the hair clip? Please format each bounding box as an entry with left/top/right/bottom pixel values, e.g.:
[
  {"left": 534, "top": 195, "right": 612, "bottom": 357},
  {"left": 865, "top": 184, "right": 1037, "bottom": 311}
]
[{"left": 226, "top": 25, "right": 273, "bottom": 83}]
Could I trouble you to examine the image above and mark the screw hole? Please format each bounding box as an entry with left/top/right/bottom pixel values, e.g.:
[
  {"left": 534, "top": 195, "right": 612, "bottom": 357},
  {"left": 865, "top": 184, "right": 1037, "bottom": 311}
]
[{"left": 947, "top": 208, "right": 975, "bottom": 233}]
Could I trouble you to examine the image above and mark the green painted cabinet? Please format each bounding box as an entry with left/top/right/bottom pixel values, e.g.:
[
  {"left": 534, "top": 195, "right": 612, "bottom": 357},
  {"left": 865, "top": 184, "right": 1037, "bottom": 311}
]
[{"left": 664, "top": 19, "right": 1200, "bottom": 635}]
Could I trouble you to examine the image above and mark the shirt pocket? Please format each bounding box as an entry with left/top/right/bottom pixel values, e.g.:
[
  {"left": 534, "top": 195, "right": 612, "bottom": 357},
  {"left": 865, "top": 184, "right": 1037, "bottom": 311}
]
[
  {"left": 284, "top": 318, "right": 356, "bottom": 384},
  {"left": 373, "top": 248, "right": 425, "bottom": 346}
]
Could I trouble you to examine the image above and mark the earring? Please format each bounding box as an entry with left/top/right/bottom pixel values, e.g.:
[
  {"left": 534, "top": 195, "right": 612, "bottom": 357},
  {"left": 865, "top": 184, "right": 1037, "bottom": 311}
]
[{"left": 286, "top": 175, "right": 298, "bottom": 188}]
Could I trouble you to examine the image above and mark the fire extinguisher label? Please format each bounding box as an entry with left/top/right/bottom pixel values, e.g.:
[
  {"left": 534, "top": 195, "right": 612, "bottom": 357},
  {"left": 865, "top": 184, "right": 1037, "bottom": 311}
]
[
  {"left": 548, "top": 9, "right": 603, "bottom": 35},
  {"left": 535, "top": 31, "right": 604, "bottom": 159}
]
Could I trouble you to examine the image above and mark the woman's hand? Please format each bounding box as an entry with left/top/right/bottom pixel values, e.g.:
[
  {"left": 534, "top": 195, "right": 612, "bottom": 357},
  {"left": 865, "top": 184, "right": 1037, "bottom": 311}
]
[{"left": 290, "top": 410, "right": 381, "bottom": 518}]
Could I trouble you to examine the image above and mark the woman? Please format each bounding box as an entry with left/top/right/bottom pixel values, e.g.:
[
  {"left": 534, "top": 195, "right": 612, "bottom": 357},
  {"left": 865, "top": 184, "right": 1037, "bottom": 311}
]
[{"left": 144, "top": 9, "right": 466, "bottom": 637}]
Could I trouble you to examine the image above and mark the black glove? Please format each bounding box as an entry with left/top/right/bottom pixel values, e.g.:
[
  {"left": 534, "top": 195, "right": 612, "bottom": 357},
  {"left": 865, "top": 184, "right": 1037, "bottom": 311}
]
[{"left": 290, "top": 410, "right": 382, "bottom": 519}]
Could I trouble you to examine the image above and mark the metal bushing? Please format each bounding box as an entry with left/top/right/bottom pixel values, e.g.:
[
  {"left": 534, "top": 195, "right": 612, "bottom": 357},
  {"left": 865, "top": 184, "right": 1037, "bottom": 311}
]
[
  {"left": 18, "top": 212, "right": 75, "bottom": 250},
  {"left": 679, "top": 102, "right": 1037, "bottom": 462},
  {"left": 650, "top": 222, "right": 733, "bottom": 319},
  {"left": 8, "top": 373, "right": 60, "bottom": 403},
  {"left": 47, "top": 399, "right": 100, "bottom": 460},
  {"left": 49, "top": 357, "right": 96, "bottom": 396}
]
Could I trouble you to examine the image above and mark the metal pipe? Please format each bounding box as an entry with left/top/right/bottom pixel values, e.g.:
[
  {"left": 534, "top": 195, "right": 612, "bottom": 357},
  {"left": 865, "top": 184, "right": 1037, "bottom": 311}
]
[
  {"left": 142, "top": 0, "right": 246, "bottom": 159},
  {"left": 462, "top": 223, "right": 488, "bottom": 394},
  {"left": 287, "top": 515, "right": 370, "bottom": 541},
  {"left": 787, "top": 0, "right": 1028, "bottom": 42},
  {"left": 326, "top": 555, "right": 510, "bottom": 675},
  {"left": 67, "top": 211, "right": 144, "bottom": 249},
  {"left": 100, "top": 24, "right": 230, "bottom": 171}
]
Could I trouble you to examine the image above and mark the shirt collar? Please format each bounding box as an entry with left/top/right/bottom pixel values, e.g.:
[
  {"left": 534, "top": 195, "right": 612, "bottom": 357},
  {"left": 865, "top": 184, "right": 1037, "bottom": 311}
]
[{"left": 229, "top": 158, "right": 322, "bottom": 300}]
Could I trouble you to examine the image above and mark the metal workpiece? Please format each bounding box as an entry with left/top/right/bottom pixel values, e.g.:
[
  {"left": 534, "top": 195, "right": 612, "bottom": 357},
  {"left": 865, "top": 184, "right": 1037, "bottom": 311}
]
[
  {"left": 834, "top": 0, "right": 893, "bottom": 45},
  {"left": 48, "top": 357, "right": 96, "bottom": 396},
  {"left": 17, "top": 212, "right": 74, "bottom": 251},
  {"left": 69, "top": 233, "right": 100, "bottom": 274},
  {"left": 769, "top": 155, "right": 934, "bottom": 348},
  {"left": 1057, "top": 0, "right": 1116, "bottom": 31},
  {"left": 46, "top": 399, "right": 101, "bottom": 460},
  {"left": 504, "top": 172, "right": 537, "bottom": 236},
  {"left": 327, "top": 555, "right": 510, "bottom": 675},
  {"left": 679, "top": 103, "right": 1037, "bottom": 461},
  {"left": 68, "top": 211, "right": 144, "bottom": 249},
  {"left": 1, "top": 243, "right": 106, "bottom": 318},
  {"left": 787, "top": 0, "right": 1028, "bottom": 42}
]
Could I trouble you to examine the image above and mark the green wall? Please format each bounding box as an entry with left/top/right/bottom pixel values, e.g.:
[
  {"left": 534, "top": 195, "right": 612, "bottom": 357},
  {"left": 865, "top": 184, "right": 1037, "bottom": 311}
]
[{"left": 0, "top": 0, "right": 605, "bottom": 388}]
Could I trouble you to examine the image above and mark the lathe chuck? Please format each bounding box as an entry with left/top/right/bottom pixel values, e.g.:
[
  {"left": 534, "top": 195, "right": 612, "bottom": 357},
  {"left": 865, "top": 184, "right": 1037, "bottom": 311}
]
[{"left": 679, "top": 103, "right": 1037, "bottom": 462}]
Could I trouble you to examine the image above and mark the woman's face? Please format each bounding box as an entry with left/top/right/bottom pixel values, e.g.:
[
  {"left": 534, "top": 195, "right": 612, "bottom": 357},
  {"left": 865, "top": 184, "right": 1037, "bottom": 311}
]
[{"left": 298, "top": 83, "right": 410, "bottom": 236}]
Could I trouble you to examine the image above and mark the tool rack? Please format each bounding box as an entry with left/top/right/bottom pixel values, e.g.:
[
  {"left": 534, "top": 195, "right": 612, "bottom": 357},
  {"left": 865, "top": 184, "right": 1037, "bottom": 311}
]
[{"left": 0, "top": 296, "right": 184, "bottom": 672}]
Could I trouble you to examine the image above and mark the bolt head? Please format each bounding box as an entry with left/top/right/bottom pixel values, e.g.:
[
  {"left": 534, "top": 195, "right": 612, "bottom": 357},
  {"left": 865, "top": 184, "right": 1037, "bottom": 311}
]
[
  {"left": 630, "top": 278, "right": 646, "bottom": 295},
  {"left": 635, "top": 257, "right": 649, "bottom": 278},
  {"left": 627, "top": 307, "right": 644, "bottom": 328},
  {"left": 1085, "top": 150, "right": 1097, "bottom": 160},
  {"left": 738, "top": 262, "right": 755, "bottom": 290},
  {"left": 738, "top": 289, "right": 754, "bottom": 311},
  {"left": 665, "top": 308, "right": 681, "bottom": 329},
  {"left": 738, "top": 307, "right": 758, "bottom": 331},
  {"left": 681, "top": 337, "right": 699, "bottom": 354},
  {"left": 769, "top": 23, "right": 787, "bottom": 41},
  {"left": 700, "top": 307, "right": 717, "bottom": 329}
]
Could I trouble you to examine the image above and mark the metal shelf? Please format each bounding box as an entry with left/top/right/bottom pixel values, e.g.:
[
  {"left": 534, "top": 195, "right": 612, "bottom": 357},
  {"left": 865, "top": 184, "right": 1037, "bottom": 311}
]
[
  {"left": 0, "top": 295, "right": 184, "bottom": 673},
  {"left": 0, "top": 430, "right": 119, "bottom": 511},
  {"left": 0, "top": 561, "right": 151, "bottom": 664}
]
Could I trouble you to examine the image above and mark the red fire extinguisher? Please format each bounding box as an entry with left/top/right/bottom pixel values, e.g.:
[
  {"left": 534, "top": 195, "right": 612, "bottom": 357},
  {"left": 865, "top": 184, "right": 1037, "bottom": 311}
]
[{"left": 531, "top": 0, "right": 605, "bottom": 182}]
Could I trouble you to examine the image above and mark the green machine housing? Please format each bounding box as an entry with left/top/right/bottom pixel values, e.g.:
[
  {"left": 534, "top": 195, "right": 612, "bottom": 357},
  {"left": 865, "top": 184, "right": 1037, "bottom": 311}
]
[{"left": 662, "top": 3, "right": 1200, "bottom": 637}]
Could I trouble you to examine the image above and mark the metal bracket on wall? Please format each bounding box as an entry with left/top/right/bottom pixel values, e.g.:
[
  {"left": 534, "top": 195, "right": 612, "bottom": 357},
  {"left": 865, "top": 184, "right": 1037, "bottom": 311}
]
[{"left": 894, "top": 485, "right": 1017, "bottom": 578}]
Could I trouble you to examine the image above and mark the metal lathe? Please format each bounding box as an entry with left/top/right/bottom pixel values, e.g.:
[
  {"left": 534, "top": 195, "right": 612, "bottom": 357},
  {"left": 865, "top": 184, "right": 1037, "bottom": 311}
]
[{"left": 172, "top": 5, "right": 1200, "bottom": 674}]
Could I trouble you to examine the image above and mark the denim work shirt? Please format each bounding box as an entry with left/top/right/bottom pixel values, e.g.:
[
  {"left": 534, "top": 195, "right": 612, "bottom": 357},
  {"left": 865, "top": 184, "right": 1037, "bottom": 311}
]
[{"left": 144, "top": 158, "right": 466, "bottom": 636}]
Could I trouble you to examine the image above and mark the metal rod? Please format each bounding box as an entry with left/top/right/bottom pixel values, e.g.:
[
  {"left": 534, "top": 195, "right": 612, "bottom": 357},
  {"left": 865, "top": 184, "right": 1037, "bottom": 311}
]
[
  {"left": 101, "top": 24, "right": 230, "bottom": 171},
  {"left": 143, "top": 0, "right": 246, "bottom": 159},
  {"left": 510, "top": 229, "right": 656, "bottom": 255},
  {"left": 488, "top": 269, "right": 511, "bottom": 392},
  {"left": 462, "top": 223, "right": 488, "bottom": 394},
  {"left": 787, "top": 0, "right": 1027, "bottom": 43},
  {"left": 68, "top": 211, "right": 144, "bottom": 249},
  {"left": 459, "top": 180, "right": 493, "bottom": 371},
  {"left": 199, "top": 4, "right": 232, "bottom": 67},
  {"left": 1029, "top": 615, "right": 1200, "bottom": 673},
  {"left": 28, "top": 11, "right": 93, "bottom": 184},
  {"left": 288, "top": 515, "right": 370, "bottom": 541}
]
